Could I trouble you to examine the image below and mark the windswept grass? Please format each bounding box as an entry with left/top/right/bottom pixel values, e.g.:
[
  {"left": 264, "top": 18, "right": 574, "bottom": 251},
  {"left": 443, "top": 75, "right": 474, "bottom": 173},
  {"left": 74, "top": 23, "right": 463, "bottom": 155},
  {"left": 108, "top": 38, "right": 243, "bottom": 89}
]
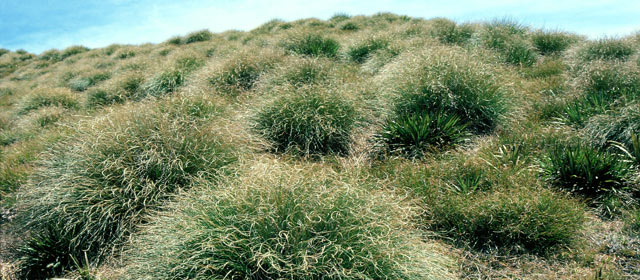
[
  {"left": 579, "top": 38, "right": 636, "bottom": 61},
  {"left": 283, "top": 33, "right": 340, "bottom": 57},
  {"left": 124, "top": 162, "right": 457, "bottom": 280},
  {"left": 18, "top": 89, "right": 79, "bottom": 115},
  {"left": 387, "top": 47, "right": 506, "bottom": 134},
  {"left": 254, "top": 86, "right": 357, "bottom": 156},
  {"left": 431, "top": 18, "right": 474, "bottom": 45},
  {"left": 531, "top": 30, "right": 577, "bottom": 55},
  {"left": 15, "top": 98, "right": 236, "bottom": 278}
]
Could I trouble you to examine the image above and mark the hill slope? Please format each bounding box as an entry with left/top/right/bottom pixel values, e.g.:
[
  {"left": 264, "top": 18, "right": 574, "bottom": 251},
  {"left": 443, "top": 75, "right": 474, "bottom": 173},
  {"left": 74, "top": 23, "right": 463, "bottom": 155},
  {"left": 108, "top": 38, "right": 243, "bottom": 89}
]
[{"left": 1, "top": 13, "right": 639, "bottom": 279}]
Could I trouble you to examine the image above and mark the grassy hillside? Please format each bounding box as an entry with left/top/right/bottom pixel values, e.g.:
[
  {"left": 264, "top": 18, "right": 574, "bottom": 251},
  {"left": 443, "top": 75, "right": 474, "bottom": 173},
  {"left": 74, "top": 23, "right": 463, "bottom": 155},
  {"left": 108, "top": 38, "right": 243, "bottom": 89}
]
[{"left": 1, "top": 13, "right": 639, "bottom": 279}]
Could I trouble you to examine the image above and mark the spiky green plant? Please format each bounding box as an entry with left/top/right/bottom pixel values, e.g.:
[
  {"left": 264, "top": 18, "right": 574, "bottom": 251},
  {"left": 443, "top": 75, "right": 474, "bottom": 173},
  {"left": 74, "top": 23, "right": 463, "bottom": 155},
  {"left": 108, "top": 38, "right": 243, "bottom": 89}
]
[
  {"left": 542, "top": 141, "right": 631, "bottom": 197},
  {"left": 378, "top": 111, "right": 468, "bottom": 158}
]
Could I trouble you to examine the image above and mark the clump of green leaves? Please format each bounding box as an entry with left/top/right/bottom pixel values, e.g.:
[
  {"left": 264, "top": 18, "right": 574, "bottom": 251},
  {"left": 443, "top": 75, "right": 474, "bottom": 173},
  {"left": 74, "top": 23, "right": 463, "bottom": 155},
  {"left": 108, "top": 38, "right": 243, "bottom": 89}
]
[
  {"left": 184, "top": 30, "right": 213, "bottom": 44},
  {"left": 347, "top": 38, "right": 390, "bottom": 63},
  {"left": 531, "top": 30, "right": 577, "bottom": 55},
  {"left": 377, "top": 111, "right": 468, "bottom": 158},
  {"left": 283, "top": 33, "right": 340, "bottom": 58},
  {"left": 18, "top": 90, "right": 79, "bottom": 115},
  {"left": 542, "top": 141, "right": 631, "bottom": 198}
]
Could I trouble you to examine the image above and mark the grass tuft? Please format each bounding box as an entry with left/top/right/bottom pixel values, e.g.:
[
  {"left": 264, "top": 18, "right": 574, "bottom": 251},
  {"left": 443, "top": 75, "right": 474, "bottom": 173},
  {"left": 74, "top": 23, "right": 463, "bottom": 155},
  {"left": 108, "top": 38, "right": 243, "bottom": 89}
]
[
  {"left": 68, "top": 72, "right": 111, "bottom": 92},
  {"left": 60, "top": 46, "right": 89, "bottom": 60},
  {"left": 531, "top": 30, "right": 576, "bottom": 55},
  {"left": 123, "top": 163, "right": 456, "bottom": 279},
  {"left": 542, "top": 140, "right": 631, "bottom": 198},
  {"left": 254, "top": 86, "right": 356, "bottom": 155},
  {"left": 390, "top": 49, "right": 506, "bottom": 134},
  {"left": 347, "top": 38, "right": 390, "bottom": 63},
  {"left": 283, "top": 33, "right": 340, "bottom": 57},
  {"left": 140, "top": 56, "right": 203, "bottom": 98},
  {"left": 377, "top": 110, "right": 468, "bottom": 158},
  {"left": 184, "top": 30, "right": 213, "bottom": 44},
  {"left": 431, "top": 18, "right": 474, "bottom": 45},
  {"left": 428, "top": 187, "right": 586, "bottom": 254},
  {"left": 16, "top": 100, "right": 236, "bottom": 275},
  {"left": 209, "top": 52, "right": 278, "bottom": 94},
  {"left": 18, "top": 90, "right": 79, "bottom": 115},
  {"left": 579, "top": 38, "right": 636, "bottom": 61}
]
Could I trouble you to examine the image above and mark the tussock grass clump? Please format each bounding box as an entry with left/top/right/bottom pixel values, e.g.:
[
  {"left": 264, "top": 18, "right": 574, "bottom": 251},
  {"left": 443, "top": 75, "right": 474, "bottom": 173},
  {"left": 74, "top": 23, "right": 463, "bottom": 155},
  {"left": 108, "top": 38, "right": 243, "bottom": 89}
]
[
  {"left": 481, "top": 19, "right": 538, "bottom": 66},
  {"left": 542, "top": 141, "right": 631, "bottom": 198},
  {"left": 531, "top": 30, "right": 577, "bottom": 55},
  {"left": 68, "top": 72, "right": 111, "bottom": 92},
  {"left": 377, "top": 110, "right": 468, "bottom": 158},
  {"left": 16, "top": 106, "right": 66, "bottom": 128},
  {"left": 281, "top": 58, "right": 330, "bottom": 86},
  {"left": 0, "top": 48, "right": 8, "bottom": 57},
  {"left": 388, "top": 48, "right": 506, "bottom": 134},
  {"left": 184, "top": 29, "right": 213, "bottom": 44},
  {"left": 209, "top": 52, "right": 279, "bottom": 94},
  {"left": 254, "top": 86, "right": 357, "bottom": 155},
  {"left": 115, "top": 50, "right": 135, "bottom": 59},
  {"left": 428, "top": 187, "right": 586, "bottom": 254},
  {"left": 86, "top": 89, "right": 124, "bottom": 108},
  {"left": 579, "top": 38, "right": 636, "bottom": 61},
  {"left": 18, "top": 89, "right": 79, "bottom": 115},
  {"left": 578, "top": 60, "right": 640, "bottom": 97},
  {"left": 430, "top": 18, "right": 474, "bottom": 45},
  {"left": 502, "top": 38, "right": 538, "bottom": 66},
  {"left": 585, "top": 103, "right": 640, "bottom": 149},
  {"left": 39, "top": 49, "right": 62, "bottom": 62},
  {"left": 283, "top": 33, "right": 340, "bottom": 57},
  {"left": 166, "top": 36, "right": 182, "bottom": 45},
  {"left": 347, "top": 37, "right": 390, "bottom": 63},
  {"left": 16, "top": 100, "right": 236, "bottom": 278},
  {"left": 60, "top": 45, "right": 89, "bottom": 60},
  {"left": 340, "top": 21, "right": 360, "bottom": 31},
  {"left": 124, "top": 163, "right": 457, "bottom": 280},
  {"left": 481, "top": 18, "right": 528, "bottom": 50},
  {"left": 141, "top": 55, "right": 203, "bottom": 98}
]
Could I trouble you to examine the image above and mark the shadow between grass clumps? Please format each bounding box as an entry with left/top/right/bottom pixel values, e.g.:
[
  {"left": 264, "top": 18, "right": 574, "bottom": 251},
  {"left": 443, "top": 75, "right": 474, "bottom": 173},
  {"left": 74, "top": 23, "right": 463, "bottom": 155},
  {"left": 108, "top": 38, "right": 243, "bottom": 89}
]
[{"left": 14, "top": 97, "right": 236, "bottom": 279}]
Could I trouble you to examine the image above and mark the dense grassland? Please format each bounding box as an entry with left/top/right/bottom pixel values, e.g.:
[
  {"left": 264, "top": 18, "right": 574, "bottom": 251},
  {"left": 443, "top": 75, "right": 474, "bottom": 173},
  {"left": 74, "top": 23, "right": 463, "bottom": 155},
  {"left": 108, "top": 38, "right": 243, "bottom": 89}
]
[{"left": 1, "top": 14, "right": 640, "bottom": 279}]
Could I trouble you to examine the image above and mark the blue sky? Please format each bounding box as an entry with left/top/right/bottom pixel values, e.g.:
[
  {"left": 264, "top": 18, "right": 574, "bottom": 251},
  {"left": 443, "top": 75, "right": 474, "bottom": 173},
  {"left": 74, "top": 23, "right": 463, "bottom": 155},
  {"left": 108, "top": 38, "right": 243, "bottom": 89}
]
[{"left": 1, "top": 0, "right": 639, "bottom": 54}]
